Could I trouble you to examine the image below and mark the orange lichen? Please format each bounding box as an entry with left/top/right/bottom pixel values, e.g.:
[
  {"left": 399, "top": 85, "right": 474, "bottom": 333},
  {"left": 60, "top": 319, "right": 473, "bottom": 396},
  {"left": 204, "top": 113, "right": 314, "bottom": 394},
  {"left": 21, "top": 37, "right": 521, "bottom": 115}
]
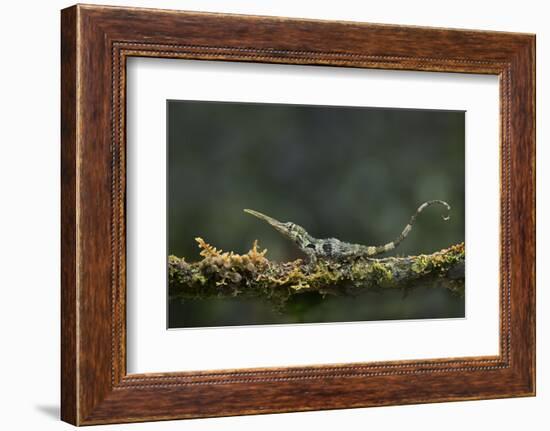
[{"left": 195, "top": 237, "right": 223, "bottom": 258}]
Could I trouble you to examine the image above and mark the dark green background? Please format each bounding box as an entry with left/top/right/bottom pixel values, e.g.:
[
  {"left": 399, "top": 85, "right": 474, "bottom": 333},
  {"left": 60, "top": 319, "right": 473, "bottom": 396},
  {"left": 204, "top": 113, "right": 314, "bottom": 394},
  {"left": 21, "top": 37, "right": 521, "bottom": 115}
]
[{"left": 167, "top": 100, "right": 465, "bottom": 328}]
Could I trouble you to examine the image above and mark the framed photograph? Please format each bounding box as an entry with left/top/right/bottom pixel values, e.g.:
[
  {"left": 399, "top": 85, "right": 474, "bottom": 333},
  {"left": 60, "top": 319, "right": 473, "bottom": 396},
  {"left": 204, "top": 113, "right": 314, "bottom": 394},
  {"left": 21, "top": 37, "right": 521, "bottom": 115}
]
[{"left": 61, "top": 4, "right": 535, "bottom": 425}]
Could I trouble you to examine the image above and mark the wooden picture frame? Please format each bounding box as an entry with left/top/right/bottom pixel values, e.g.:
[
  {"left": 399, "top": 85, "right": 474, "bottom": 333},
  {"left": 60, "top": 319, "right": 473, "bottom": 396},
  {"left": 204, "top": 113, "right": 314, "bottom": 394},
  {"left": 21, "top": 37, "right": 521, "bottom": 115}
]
[{"left": 61, "top": 4, "right": 535, "bottom": 425}]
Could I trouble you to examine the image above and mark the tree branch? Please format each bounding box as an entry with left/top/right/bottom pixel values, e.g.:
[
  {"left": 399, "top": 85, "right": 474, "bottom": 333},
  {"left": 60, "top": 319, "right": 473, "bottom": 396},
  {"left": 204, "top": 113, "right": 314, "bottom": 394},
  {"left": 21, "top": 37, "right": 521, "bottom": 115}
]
[{"left": 169, "top": 239, "right": 465, "bottom": 306}]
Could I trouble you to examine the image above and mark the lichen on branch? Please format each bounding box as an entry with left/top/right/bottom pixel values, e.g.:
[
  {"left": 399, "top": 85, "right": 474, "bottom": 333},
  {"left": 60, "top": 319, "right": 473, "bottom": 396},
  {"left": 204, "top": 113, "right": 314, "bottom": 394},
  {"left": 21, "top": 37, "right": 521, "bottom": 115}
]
[{"left": 168, "top": 238, "right": 465, "bottom": 306}]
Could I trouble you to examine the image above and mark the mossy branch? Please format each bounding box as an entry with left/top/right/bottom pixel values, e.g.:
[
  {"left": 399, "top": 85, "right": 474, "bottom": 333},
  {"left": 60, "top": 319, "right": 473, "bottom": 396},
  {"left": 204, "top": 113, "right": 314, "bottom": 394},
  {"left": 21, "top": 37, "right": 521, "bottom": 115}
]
[{"left": 169, "top": 239, "right": 465, "bottom": 306}]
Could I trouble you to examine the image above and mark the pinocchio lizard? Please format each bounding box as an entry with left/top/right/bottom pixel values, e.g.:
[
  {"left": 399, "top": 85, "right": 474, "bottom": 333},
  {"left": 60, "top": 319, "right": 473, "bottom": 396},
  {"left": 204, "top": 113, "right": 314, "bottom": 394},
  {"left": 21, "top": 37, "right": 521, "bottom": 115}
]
[{"left": 244, "top": 200, "right": 450, "bottom": 264}]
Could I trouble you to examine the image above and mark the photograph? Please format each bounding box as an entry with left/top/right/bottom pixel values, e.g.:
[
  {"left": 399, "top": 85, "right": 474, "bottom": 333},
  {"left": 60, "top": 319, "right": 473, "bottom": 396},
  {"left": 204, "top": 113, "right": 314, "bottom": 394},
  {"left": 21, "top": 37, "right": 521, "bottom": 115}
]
[{"left": 167, "top": 100, "right": 466, "bottom": 328}]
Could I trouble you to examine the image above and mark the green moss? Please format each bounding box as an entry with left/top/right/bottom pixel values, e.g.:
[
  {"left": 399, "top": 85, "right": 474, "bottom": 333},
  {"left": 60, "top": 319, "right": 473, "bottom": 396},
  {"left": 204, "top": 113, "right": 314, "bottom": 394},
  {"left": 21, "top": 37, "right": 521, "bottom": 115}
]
[
  {"left": 412, "top": 255, "right": 430, "bottom": 273},
  {"left": 191, "top": 272, "right": 208, "bottom": 285},
  {"left": 411, "top": 243, "right": 464, "bottom": 275},
  {"left": 366, "top": 261, "right": 393, "bottom": 284}
]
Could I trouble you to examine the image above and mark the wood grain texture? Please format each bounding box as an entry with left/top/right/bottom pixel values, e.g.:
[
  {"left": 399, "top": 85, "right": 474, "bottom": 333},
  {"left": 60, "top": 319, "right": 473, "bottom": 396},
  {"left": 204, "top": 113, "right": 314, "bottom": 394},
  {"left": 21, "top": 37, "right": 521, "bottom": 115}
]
[{"left": 60, "top": 4, "right": 535, "bottom": 425}]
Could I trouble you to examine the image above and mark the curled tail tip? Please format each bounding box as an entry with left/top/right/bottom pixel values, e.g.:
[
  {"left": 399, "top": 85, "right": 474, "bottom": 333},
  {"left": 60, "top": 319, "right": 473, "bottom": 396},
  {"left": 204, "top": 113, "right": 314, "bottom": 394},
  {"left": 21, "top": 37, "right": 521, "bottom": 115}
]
[
  {"left": 437, "top": 200, "right": 451, "bottom": 221},
  {"left": 421, "top": 200, "right": 451, "bottom": 221},
  {"left": 432, "top": 199, "right": 450, "bottom": 209}
]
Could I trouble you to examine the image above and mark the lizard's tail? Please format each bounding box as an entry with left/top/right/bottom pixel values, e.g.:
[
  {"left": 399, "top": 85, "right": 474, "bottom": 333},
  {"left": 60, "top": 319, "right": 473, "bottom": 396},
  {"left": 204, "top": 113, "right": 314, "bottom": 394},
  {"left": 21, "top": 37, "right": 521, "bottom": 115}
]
[{"left": 367, "top": 200, "right": 451, "bottom": 256}]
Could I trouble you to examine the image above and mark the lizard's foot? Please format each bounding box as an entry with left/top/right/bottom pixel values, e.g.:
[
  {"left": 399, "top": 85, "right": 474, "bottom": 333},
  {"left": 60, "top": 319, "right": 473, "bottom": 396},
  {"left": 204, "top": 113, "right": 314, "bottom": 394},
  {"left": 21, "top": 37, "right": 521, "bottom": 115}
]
[{"left": 303, "top": 257, "right": 318, "bottom": 273}]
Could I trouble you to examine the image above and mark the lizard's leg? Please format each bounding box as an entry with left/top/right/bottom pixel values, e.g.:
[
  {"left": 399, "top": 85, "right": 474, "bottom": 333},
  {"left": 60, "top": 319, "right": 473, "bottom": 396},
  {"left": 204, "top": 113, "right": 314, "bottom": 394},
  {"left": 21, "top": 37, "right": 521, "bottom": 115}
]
[{"left": 303, "top": 248, "right": 317, "bottom": 270}]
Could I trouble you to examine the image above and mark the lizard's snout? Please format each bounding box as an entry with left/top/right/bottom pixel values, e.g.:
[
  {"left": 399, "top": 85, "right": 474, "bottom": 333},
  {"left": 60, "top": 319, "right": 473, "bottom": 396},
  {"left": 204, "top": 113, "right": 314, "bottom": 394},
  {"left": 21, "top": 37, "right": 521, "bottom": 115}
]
[{"left": 244, "top": 209, "right": 288, "bottom": 233}]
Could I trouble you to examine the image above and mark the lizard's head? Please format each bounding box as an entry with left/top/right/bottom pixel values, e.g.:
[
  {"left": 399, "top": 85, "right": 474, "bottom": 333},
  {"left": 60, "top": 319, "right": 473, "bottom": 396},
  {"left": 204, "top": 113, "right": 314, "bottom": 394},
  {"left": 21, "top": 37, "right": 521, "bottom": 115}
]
[{"left": 244, "top": 209, "right": 310, "bottom": 244}]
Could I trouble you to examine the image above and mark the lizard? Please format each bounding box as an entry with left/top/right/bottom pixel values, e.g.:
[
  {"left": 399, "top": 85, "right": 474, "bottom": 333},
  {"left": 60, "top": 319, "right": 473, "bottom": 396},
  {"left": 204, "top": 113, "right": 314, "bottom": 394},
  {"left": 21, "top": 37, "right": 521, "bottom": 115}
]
[{"left": 244, "top": 200, "right": 451, "bottom": 264}]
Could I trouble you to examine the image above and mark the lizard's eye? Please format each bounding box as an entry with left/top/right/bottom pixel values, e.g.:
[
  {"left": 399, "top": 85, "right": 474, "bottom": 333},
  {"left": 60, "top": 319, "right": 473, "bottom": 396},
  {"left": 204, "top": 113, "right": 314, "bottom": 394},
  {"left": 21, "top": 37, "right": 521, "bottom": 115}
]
[{"left": 286, "top": 223, "right": 294, "bottom": 231}]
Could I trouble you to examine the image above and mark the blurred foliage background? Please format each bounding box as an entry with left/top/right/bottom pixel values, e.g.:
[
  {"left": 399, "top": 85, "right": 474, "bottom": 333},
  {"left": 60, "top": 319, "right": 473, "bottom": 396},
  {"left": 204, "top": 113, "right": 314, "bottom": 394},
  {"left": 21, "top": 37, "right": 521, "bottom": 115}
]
[{"left": 167, "top": 100, "right": 465, "bottom": 328}]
